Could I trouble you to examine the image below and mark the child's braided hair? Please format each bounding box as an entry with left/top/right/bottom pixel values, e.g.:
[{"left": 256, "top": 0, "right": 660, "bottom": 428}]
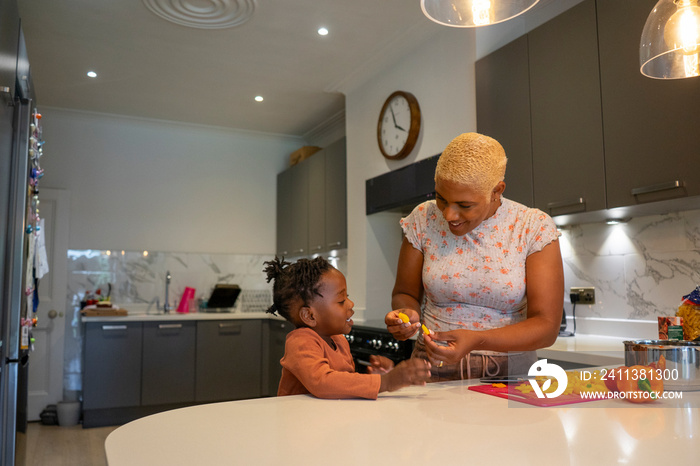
[{"left": 262, "top": 256, "right": 333, "bottom": 325}]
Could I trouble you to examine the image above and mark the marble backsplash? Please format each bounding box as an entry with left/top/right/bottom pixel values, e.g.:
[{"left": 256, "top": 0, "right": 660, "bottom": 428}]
[
  {"left": 63, "top": 249, "right": 348, "bottom": 398},
  {"left": 558, "top": 208, "right": 700, "bottom": 338}
]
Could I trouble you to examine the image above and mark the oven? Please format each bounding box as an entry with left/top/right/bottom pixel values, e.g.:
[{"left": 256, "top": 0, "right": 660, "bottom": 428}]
[{"left": 345, "top": 320, "right": 414, "bottom": 373}]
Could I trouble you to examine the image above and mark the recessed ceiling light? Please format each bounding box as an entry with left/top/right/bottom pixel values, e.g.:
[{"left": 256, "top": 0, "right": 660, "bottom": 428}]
[
  {"left": 605, "top": 218, "right": 630, "bottom": 225},
  {"left": 317, "top": 27, "right": 329, "bottom": 36},
  {"left": 87, "top": 71, "right": 97, "bottom": 78},
  {"left": 254, "top": 95, "right": 264, "bottom": 102}
]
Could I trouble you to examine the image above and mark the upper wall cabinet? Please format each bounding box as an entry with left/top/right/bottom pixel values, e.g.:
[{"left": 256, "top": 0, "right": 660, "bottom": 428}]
[
  {"left": 276, "top": 137, "right": 347, "bottom": 257},
  {"left": 276, "top": 161, "right": 308, "bottom": 257},
  {"left": 323, "top": 138, "right": 347, "bottom": 250},
  {"left": 597, "top": 0, "right": 700, "bottom": 208},
  {"left": 475, "top": 36, "right": 534, "bottom": 207},
  {"left": 476, "top": 0, "right": 700, "bottom": 218},
  {"left": 529, "top": 0, "right": 606, "bottom": 216}
]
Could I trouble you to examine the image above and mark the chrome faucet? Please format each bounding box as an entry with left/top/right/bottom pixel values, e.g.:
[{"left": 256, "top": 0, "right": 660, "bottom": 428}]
[{"left": 163, "top": 270, "right": 171, "bottom": 313}]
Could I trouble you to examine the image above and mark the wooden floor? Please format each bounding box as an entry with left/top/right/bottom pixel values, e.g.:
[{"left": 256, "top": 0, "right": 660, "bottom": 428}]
[{"left": 18, "top": 422, "right": 119, "bottom": 466}]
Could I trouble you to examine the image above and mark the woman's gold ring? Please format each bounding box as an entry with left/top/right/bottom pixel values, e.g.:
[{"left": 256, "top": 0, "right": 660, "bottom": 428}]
[{"left": 437, "top": 361, "right": 444, "bottom": 368}]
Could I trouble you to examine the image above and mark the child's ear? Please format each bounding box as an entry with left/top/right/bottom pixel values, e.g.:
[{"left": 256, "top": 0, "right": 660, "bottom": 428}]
[{"left": 299, "top": 306, "right": 316, "bottom": 327}]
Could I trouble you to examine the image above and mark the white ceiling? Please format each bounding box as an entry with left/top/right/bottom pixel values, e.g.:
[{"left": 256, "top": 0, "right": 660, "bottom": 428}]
[{"left": 17, "top": 0, "right": 558, "bottom": 138}]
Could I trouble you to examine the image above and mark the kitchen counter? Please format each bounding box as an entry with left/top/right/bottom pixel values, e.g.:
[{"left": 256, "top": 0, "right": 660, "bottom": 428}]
[
  {"left": 537, "top": 334, "right": 627, "bottom": 366},
  {"left": 81, "top": 310, "right": 285, "bottom": 323},
  {"left": 105, "top": 377, "right": 699, "bottom": 465}
]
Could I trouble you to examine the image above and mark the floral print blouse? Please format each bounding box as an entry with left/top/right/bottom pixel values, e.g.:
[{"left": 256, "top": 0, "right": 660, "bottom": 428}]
[{"left": 400, "top": 198, "right": 560, "bottom": 347}]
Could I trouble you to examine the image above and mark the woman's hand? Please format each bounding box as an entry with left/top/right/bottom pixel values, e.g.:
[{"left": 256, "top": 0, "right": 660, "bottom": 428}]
[
  {"left": 367, "top": 355, "right": 394, "bottom": 375},
  {"left": 423, "top": 330, "right": 477, "bottom": 365},
  {"left": 384, "top": 309, "right": 421, "bottom": 341}
]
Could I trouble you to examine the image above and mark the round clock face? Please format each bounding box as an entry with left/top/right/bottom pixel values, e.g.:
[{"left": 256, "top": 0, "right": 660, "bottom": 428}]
[{"left": 377, "top": 91, "right": 421, "bottom": 160}]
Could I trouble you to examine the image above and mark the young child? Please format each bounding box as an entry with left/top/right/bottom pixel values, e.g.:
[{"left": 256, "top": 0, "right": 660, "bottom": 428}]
[{"left": 263, "top": 256, "right": 431, "bottom": 399}]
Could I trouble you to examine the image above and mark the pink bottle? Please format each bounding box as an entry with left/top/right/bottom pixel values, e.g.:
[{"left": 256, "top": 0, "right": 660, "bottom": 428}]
[{"left": 176, "top": 287, "right": 196, "bottom": 313}]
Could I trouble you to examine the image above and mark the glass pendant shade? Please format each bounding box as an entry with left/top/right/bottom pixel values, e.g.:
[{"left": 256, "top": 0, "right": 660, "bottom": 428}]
[
  {"left": 641, "top": 0, "right": 700, "bottom": 79},
  {"left": 420, "top": 0, "right": 540, "bottom": 27}
]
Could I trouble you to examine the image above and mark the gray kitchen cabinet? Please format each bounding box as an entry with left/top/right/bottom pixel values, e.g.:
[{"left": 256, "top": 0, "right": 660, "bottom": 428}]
[
  {"left": 277, "top": 162, "right": 309, "bottom": 257},
  {"left": 262, "top": 319, "right": 293, "bottom": 397},
  {"left": 528, "top": 0, "right": 605, "bottom": 216},
  {"left": 324, "top": 138, "right": 347, "bottom": 250},
  {"left": 83, "top": 322, "right": 143, "bottom": 410},
  {"left": 597, "top": 0, "right": 700, "bottom": 208},
  {"left": 307, "top": 148, "right": 326, "bottom": 253},
  {"left": 476, "top": 35, "right": 534, "bottom": 207},
  {"left": 195, "top": 319, "right": 262, "bottom": 402},
  {"left": 276, "top": 166, "right": 289, "bottom": 256},
  {"left": 277, "top": 137, "right": 347, "bottom": 256},
  {"left": 276, "top": 165, "right": 292, "bottom": 256},
  {"left": 141, "top": 321, "right": 196, "bottom": 405}
]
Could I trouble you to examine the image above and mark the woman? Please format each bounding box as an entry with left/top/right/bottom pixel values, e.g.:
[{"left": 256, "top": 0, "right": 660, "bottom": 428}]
[{"left": 384, "top": 132, "right": 564, "bottom": 380}]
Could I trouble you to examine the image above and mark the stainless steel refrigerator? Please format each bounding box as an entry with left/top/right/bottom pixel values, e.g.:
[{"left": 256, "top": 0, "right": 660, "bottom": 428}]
[{"left": 1, "top": 12, "right": 36, "bottom": 465}]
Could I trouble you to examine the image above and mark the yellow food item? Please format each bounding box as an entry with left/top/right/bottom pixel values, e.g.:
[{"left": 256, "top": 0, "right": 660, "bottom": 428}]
[
  {"left": 421, "top": 324, "right": 430, "bottom": 335},
  {"left": 492, "top": 383, "right": 507, "bottom": 388},
  {"left": 397, "top": 312, "right": 410, "bottom": 323},
  {"left": 514, "top": 383, "right": 534, "bottom": 394},
  {"left": 677, "top": 303, "right": 700, "bottom": 340}
]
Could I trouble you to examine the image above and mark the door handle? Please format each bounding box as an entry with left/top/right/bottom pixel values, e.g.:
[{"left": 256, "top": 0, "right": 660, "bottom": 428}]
[
  {"left": 218, "top": 323, "right": 242, "bottom": 334},
  {"left": 631, "top": 180, "right": 683, "bottom": 196},
  {"left": 158, "top": 323, "right": 183, "bottom": 329},
  {"left": 102, "top": 325, "right": 127, "bottom": 331},
  {"left": 546, "top": 198, "right": 586, "bottom": 215}
]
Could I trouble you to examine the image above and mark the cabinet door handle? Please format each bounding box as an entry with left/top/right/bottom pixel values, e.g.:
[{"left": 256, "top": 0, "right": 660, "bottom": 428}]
[
  {"left": 218, "top": 323, "right": 242, "bottom": 334},
  {"left": 312, "top": 245, "right": 323, "bottom": 251},
  {"left": 546, "top": 198, "right": 585, "bottom": 215},
  {"left": 102, "top": 325, "right": 127, "bottom": 331},
  {"left": 327, "top": 241, "right": 342, "bottom": 248},
  {"left": 631, "top": 180, "right": 683, "bottom": 196},
  {"left": 158, "top": 324, "right": 182, "bottom": 329},
  {"left": 295, "top": 248, "right": 305, "bottom": 254},
  {"left": 546, "top": 197, "right": 585, "bottom": 209}
]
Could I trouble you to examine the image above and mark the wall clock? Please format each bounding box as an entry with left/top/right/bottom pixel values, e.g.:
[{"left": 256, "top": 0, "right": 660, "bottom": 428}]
[{"left": 377, "top": 91, "right": 421, "bottom": 160}]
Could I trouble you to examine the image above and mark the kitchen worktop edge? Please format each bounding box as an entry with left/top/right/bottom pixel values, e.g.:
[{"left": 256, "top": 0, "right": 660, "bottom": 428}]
[{"left": 81, "top": 312, "right": 286, "bottom": 323}]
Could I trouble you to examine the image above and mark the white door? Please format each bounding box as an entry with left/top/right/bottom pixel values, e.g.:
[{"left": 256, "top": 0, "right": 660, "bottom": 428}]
[{"left": 27, "top": 188, "right": 70, "bottom": 420}]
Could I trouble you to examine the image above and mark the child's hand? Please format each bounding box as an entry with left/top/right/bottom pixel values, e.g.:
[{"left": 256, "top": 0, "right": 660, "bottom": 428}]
[
  {"left": 367, "top": 355, "right": 394, "bottom": 375},
  {"left": 384, "top": 309, "right": 421, "bottom": 340},
  {"left": 379, "top": 358, "right": 432, "bottom": 393}
]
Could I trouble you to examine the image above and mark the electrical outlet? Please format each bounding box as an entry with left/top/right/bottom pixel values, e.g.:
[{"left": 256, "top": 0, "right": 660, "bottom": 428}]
[{"left": 570, "top": 287, "right": 595, "bottom": 305}]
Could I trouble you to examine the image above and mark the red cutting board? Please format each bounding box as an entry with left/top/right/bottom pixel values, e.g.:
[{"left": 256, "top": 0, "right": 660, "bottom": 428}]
[{"left": 468, "top": 384, "right": 604, "bottom": 407}]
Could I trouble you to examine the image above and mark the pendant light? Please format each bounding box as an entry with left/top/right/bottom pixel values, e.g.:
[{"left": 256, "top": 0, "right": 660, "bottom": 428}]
[
  {"left": 420, "top": 0, "right": 540, "bottom": 27},
  {"left": 641, "top": 0, "right": 700, "bottom": 79}
]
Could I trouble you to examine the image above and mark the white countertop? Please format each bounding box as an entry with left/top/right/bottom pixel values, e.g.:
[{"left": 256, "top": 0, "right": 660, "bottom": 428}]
[
  {"left": 106, "top": 377, "right": 699, "bottom": 465},
  {"left": 81, "top": 311, "right": 285, "bottom": 323},
  {"left": 537, "top": 334, "right": 628, "bottom": 366}
]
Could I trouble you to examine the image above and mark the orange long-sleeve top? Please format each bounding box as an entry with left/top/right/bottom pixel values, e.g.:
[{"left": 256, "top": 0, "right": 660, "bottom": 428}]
[{"left": 277, "top": 327, "right": 381, "bottom": 399}]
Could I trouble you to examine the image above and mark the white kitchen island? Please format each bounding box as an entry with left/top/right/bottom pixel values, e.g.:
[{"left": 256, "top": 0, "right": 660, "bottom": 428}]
[{"left": 105, "top": 378, "right": 699, "bottom": 465}]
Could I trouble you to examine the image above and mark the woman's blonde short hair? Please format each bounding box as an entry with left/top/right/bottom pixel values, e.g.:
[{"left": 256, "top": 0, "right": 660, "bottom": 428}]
[{"left": 434, "top": 132, "right": 507, "bottom": 196}]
